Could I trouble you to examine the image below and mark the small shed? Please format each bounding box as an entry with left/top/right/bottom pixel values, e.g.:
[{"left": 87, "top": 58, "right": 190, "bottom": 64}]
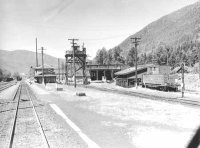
[
  {"left": 115, "top": 64, "right": 152, "bottom": 87},
  {"left": 34, "top": 64, "right": 56, "bottom": 84}
]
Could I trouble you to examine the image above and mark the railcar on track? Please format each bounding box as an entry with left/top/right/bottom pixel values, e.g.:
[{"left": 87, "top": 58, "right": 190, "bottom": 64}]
[{"left": 142, "top": 65, "right": 180, "bottom": 91}]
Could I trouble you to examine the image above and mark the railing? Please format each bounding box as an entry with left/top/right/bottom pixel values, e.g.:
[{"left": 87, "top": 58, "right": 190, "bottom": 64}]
[{"left": 65, "top": 50, "right": 86, "bottom": 55}]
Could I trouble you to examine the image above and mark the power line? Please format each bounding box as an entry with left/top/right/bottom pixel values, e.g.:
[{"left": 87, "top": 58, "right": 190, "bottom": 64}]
[{"left": 79, "top": 34, "right": 131, "bottom": 41}]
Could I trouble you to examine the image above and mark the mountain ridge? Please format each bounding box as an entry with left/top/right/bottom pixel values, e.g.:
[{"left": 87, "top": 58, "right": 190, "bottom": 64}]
[
  {"left": 117, "top": 1, "right": 200, "bottom": 57},
  {"left": 0, "top": 49, "right": 65, "bottom": 74}
]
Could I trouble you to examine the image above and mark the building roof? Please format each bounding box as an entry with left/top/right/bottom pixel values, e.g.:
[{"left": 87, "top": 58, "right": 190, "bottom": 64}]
[
  {"left": 35, "top": 64, "right": 54, "bottom": 69},
  {"left": 115, "top": 64, "right": 153, "bottom": 76},
  {"left": 86, "top": 64, "right": 122, "bottom": 70},
  {"left": 34, "top": 74, "right": 56, "bottom": 78}
]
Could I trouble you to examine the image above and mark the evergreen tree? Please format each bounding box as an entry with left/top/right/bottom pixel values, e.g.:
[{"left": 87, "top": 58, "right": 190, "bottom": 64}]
[
  {"left": 113, "top": 46, "right": 125, "bottom": 64},
  {"left": 107, "top": 49, "right": 113, "bottom": 64},
  {"left": 95, "top": 47, "right": 109, "bottom": 64},
  {"left": 126, "top": 47, "right": 136, "bottom": 66}
]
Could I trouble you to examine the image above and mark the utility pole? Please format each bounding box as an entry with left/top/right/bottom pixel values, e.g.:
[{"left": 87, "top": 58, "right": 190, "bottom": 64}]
[
  {"left": 61, "top": 62, "right": 64, "bottom": 81},
  {"left": 181, "top": 63, "right": 185, "bottom": 98},
  {"left": 199, "top": 44, "right": 200, "bottom": 79},
  {"left": 166, "top": 47, "right": 170, "bottom": 66},
  {"left": 58, "top": 58, "right": 60, "bottom": 82},
  {"left": 197, "top": 33, "right": 200, "bottom": 79},
  {"left": 39, "top": 47, "right": 46, "bottom": 85},
  {"left": 64, "top": 62, "right": 66, "bottom": 82},
  {"left": 131, "top": 37, "right": 141, "bottom": 89},
  {"left": 82, "top": 42, "right": 87, "bottom": 84},
  {"left": 35, "top": 38, "right": 38, "bottom": 67},
  {"left": 144, "top": 46, "right": 147, "bottom": 65},
  {"left": 68, "top": 38, "right": 79, "bottom": 88}
]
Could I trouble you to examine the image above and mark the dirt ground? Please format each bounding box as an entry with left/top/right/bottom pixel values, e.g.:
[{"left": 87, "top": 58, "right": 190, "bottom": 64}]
[
  {"left": 33, "top": 82, "right": 200, "bottom": 148},
  {"left": 184, "top": 74, "right": 200, "bottom": 92}
]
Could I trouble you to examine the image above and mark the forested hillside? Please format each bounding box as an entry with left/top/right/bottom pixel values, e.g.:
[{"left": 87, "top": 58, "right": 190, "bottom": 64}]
[{"left": 93, "top": 1, "right": 200, "bottom": 70}]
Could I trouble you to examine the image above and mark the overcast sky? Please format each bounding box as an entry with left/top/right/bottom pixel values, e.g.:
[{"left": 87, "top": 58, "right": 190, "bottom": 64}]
[{"left": 0, "top": 0, "right": 199, "bottom": 59}]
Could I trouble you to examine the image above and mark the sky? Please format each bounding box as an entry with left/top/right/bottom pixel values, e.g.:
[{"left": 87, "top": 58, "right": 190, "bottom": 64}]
[{"left": 0, "top": 0, "right": 199, "bottom": 59}]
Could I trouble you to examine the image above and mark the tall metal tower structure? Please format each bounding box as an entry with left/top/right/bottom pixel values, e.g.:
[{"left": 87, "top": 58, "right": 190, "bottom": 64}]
[{"left": 65, "top": 39, "right": 87, "bottom": 87}]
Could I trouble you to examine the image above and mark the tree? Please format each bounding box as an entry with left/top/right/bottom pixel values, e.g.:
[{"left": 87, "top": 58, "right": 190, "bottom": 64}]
[
  {"left": 95, "top": 47, "right": 108, "bottom": 64},
  {"left": 107, "top": 49, "right": 113, "bottom": 64},
  {"left": 2, "top": 69, "right": 11, "bottom": 80},
  {"left": 156, "top": 46, "right": 167, "bottom": 65},
  {"left": 146, "top": 52, "right": 153, "bottom": 64},
  {"left": 112, "top": 46, "right": 125, "bottom": 64},
  {"left": 95, "top": 49, "right": 103, "bottom": 64},
  {"left": 168, "top": 50, "right": 177, "bottom": 67},
  {"left": 0, "top": 68, "right": 11, "bottom": 81},
  {"left": 0, "top": 68, "right": 3, "bottom": 81},
  {"left": 102, "top": 48, "right": 109, "bottom": 64},
  {"left": 126, "top": 47, "right": 136, "bottom": 67},
  {"left": 13, "top": 72, "right": 21, "bottom": 81},
  {"left": 139, "top": 53, "right": 147, "bottom": 65}
]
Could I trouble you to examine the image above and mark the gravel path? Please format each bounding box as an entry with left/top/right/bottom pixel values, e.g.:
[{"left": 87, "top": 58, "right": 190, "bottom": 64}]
[
  {"left": 28, "top": 86, "right": 88, "bottom": 148},
  {"left": 0, "top": 82, "right": 88, "bottom": 148},
  {"left": 0, "top": 82, "right": 19, "bottom": 100},
  {"left": 38, "top": 83, "right": 200, "bottom": 148},
  {"left": 0, "top": 101, "right": 16, "bottom": 148},
  {"left": 12, "top": 85, "right": 46, "bottom": 148}
]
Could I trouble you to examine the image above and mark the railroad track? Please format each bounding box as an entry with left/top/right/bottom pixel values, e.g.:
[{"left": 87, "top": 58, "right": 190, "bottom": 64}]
[
  {"left": 8, "top": 82, "right": 50, "bottom": 148},
  {"left": 82, "top": 85, "right": 200, "bottom": 107},
  {"left": 0, "top": 81, "right": 17, "bottom": 92}
]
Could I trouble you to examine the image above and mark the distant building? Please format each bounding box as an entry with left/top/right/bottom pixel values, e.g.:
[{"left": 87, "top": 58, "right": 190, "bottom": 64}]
[
  {"left": 115, "top": 65, "right": 149, "bottom": 87},
  {"left": 86, "top": 64, "right": 122, "bottom": 81},
  {"left": 115, "top": 64, "right": 170, "bottom": 87},
  {"left": 30, "top": 64, "right": 56, "bottom": 84}
]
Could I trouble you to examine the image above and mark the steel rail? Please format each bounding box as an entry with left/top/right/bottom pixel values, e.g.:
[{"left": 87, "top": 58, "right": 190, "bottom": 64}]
[
  {"left": 25, "top": 84, "right": 50, "bottom": 148},
  {"left": 8, "top": 82, "right": 50, "bottom": 148},
  {"left": 8, "top": 83, "right": 22, "bottom": 148}
]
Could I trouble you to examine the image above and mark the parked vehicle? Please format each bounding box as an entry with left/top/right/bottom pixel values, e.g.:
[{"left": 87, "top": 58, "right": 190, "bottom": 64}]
[{"left": 142, "top": 65, "right": 180, "bottom": 91}]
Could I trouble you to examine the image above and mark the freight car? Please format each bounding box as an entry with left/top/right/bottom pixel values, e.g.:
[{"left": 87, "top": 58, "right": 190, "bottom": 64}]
[{"left": 142, "top": 65, "right": 180, "bottom": 91}]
